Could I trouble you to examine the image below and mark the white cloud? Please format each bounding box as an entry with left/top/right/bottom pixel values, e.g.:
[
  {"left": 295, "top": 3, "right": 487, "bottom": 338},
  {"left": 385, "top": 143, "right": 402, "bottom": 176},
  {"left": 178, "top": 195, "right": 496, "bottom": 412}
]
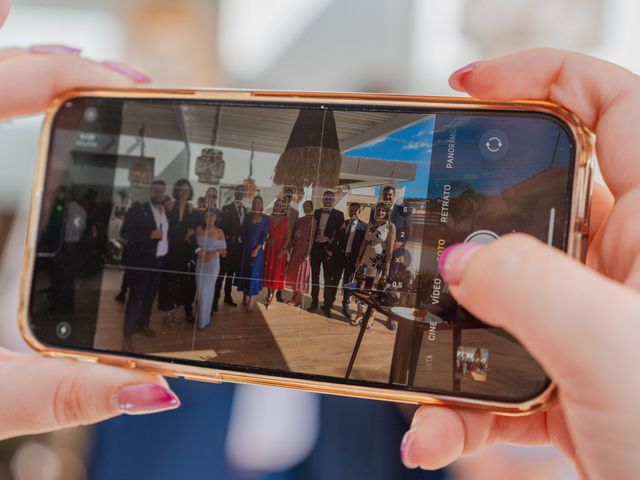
[{"left": 402, "top": 140, "right": 432, "bottom": 150}]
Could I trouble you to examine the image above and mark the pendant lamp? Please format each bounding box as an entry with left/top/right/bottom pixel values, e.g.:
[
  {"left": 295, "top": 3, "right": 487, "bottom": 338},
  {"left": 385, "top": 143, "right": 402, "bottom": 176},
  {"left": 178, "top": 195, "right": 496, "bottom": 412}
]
[
  {"left": 273, "top": 109, "right": 342, "bottom": 190},
  {"left": 196, "top": 107, "right": 226, "bottom": 184},
  {"left": 242, "top": 143, "right": 258, "bottom": 198},
  {"left": 129, "top": 124, "right": 153, "bottom": 187}
]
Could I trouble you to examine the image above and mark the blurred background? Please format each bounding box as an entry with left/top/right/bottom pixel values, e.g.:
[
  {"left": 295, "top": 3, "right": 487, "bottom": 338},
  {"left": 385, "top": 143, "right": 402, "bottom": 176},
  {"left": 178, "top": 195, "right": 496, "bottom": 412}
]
[{"left": 1, "top": 0, "right": 638, "bottom": 478}]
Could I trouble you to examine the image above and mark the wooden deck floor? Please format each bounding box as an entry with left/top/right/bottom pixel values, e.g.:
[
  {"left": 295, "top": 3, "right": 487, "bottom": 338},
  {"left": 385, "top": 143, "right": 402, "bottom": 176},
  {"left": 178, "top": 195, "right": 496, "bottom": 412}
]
[
  {"left": 94, "top": 268, "right": 548, "bottom": 397},
  {"left": 94, "top": 268, "right": 397, "bottom": 384}
]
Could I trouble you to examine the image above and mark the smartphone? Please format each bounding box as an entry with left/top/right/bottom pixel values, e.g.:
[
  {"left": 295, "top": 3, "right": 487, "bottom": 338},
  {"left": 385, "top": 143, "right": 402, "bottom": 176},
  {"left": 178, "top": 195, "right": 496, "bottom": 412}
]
[{"left": 19, "top": 89, "right": 593, "bottom": 415}]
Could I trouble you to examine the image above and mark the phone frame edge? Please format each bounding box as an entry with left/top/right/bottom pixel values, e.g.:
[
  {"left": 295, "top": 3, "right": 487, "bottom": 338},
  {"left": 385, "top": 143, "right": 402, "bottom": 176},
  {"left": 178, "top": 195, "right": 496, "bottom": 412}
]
[{"left": 18, "top": 88, "right": 595, "bottom": 416}]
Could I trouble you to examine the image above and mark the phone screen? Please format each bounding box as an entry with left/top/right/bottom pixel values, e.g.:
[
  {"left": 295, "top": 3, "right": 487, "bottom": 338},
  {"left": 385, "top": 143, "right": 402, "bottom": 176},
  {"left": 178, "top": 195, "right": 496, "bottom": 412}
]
[{"left": 29, "top": 97, "right": 575, "bottom": 403}]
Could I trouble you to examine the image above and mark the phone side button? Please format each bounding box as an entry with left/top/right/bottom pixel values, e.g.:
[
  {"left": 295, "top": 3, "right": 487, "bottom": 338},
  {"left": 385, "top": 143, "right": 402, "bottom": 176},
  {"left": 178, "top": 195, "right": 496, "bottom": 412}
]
[
  {"left": 574, "top": 217, "right": 589, "bottom": 235},
  {"left": 180, "top": 373, "right": 223, "bottom": 384},
  {"left": 45, "top": 351, "right": 99, "bottom": 363},
  {"left": 121, "top": 360, "right": 180, "bottom": 378}
]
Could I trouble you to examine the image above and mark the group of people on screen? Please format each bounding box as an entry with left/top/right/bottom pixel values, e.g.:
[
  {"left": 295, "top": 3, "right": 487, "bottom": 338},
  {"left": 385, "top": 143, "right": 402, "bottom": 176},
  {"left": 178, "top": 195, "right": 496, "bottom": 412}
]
[{"left": 116, "top": 179, "right": 412, "bottom": 352}]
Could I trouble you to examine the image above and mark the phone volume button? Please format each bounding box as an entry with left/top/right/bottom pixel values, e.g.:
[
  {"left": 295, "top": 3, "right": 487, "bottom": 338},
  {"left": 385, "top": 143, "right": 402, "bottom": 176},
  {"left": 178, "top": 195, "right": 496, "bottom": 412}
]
[
  {"left": 574, "top": 218, "right": 589, "bottom": 235},
  {"left": 180, "top": 373, "right": 223, "bottom": 384},
  {"left": 46, "top": 351, "right": 99, "bottom": 363}
]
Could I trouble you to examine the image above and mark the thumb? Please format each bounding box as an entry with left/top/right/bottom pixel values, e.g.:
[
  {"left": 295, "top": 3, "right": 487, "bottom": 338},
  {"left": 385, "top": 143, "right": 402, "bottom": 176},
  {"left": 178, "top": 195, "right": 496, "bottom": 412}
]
[
  {"left": 0, "top": 351, "right": 179, "bottom": 440},
  {"left": 438, "top": 234, "right": 640, "bottom": 395}
]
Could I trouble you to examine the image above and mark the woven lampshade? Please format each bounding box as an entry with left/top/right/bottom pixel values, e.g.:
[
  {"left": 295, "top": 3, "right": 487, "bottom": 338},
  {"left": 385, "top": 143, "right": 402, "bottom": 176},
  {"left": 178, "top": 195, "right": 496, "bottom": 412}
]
[
  {"left": 129, "top": 161, "right": 153, "bottom": 187},
  {"left": 273, "top": 109, "right": 342, "bottom": 189},
  {"left": 196, "top": 107, "right": 226, "bottom": 185}
]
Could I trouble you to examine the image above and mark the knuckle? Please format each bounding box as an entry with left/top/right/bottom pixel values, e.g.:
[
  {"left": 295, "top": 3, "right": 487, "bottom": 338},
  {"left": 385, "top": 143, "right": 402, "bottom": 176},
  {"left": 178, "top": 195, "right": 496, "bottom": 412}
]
[
  {"left": 599, "top": 188, "right": 640, "bottom": 278},
  {"left": 51, "top": 369, "right": 91, "bottom": 427}
]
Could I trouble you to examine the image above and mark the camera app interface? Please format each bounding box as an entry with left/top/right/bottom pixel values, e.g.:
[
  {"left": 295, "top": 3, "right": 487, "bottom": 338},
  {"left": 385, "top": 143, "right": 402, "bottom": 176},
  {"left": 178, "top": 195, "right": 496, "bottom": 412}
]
[{"left": 30, "top": 98, "right": 573, "bottom": 401}]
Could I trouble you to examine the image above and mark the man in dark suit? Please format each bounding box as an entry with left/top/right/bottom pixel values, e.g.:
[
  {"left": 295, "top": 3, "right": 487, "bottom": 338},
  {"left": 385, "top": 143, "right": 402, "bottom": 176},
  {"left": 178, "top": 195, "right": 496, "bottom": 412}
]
[
  {"left": 282, "top": 186, "right": 300, "bottom": 238},
  {"left": 214, "top": 184, "right": 247, "bottom": 309},
  {"left": 121, "top": 180, "right": 169, "bottom": 352},
  {"left": 202, "top": 186, "right": 223, "bottom": 224},
  {"left": 325, "top": 202, "right": 367, "bottom": 320},
  {"left": 308, "top": 190, "right": 344, "bottom": 317},
  {"left": 374, "top": 185, "right": 412, "bottom": 281}
]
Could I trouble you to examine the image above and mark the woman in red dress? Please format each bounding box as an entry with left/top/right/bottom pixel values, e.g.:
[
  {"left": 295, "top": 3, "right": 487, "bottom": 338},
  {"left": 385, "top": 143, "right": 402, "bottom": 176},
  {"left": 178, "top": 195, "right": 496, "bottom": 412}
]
[{"left": 264, "top": 197, "right": 290, "bottom": 308}]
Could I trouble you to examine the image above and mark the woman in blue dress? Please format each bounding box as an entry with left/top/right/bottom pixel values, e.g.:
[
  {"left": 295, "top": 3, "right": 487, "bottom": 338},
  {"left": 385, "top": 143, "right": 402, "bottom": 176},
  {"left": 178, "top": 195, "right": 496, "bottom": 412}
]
[
  {"left": 194, "top": 209, "right": 227, "bottom": 330},
  {"left": 236, "top": 196, "right": 269, "bottom": 311}
]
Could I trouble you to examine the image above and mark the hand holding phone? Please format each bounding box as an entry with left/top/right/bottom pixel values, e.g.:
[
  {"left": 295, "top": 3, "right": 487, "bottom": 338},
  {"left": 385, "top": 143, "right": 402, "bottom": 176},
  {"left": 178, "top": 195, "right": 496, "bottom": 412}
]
[
  {"left": 0, "top": 15, "right": 181, "bottom": 441},
  {"left": 401, "top": 49, "right": 640, "bottom": 480}
]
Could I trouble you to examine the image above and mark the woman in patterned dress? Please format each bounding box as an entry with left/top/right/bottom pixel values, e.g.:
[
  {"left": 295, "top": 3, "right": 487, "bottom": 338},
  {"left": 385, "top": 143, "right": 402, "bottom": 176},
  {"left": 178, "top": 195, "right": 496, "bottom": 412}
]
[
  {"left": 354, "top": 202, "right": 396, "bottom": 327},
  {"left": 285, "top": 200, "right": 315, "bottom": 307}
]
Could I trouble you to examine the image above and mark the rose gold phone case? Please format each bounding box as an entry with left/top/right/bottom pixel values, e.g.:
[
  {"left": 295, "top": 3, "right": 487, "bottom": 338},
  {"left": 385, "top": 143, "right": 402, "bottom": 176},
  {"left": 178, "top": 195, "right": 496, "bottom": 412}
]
[{"left": 18, "top": 89, "right": 594, "bottom": 415}]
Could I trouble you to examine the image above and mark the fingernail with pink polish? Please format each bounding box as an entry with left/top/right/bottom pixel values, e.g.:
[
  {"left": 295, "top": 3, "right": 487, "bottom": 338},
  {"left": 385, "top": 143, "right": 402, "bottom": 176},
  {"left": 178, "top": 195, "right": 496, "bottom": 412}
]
[
  {"left": 401, "top": 430, "right": 418, "bottom": 469},
  {"left": 449, "top": 60, "right": 482, "bottom": 91},
  {"left": 28, "top": 44, "right": 82, "bottom": 55},
  {"left": 116, "top": 384, "right": 180, "bottom": 414},
  {"left": 102, "top": 61, "right": 152, "bottom": 83},
  {"left": 438, "top": 242, "right": 483, "bottom": 285}
]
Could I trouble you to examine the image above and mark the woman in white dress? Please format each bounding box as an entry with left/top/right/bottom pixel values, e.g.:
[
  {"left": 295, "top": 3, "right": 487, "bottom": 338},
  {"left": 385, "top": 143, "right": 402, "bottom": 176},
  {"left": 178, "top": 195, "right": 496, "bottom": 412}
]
[
  {"left": 194, "top": 209, "right": 227, "bottom": 330},
  {"left": 354, "top": 202, "right": 396, "bottom": 328}
]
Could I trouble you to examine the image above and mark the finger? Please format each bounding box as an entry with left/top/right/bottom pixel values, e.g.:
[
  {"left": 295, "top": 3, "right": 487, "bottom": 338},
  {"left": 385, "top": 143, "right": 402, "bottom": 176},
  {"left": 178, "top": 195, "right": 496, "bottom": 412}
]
[
  {"left": 0, "top": 52, "right": 151, "bottom": 119},
  {"left": 585, "top": 182, "right": 614, "bottom": 270},
  {"left": 587, "top": 182, "right": 613, "bottom": 246},
  {"left": 439, "top": 234, "right": 640, "bottom": 394},
  {"left": 0, "top": 355, "right": 179, "bottom": 440},
  {"left": 0, "top": 0, "right": 9, "bottom": 28},
  {"left": 0, "top": 347, "right": 20, "bottom": 360},
  {"left": 449, "top": 48, "right": 640, "bottom": 198},
  {"left": 0, "top": 46, "right": 25, "bottom": 61},
  {"left": 0, "top": 44, "right": 84, "bottom": 61},
  {"left": 625, "top": 255, "right": 640, "bottom": 291},
  {"left": 401, "top": 405, "right": 573, "bottom": 470},
  {"left": 597, "top": 188, "right": 640, "bottom": 288},
  {"left": 26, "top": 44, "right": 82, "bottom": 56},
  {"left": 0, "top": 44, "right": 85, "bottom": 67}
]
